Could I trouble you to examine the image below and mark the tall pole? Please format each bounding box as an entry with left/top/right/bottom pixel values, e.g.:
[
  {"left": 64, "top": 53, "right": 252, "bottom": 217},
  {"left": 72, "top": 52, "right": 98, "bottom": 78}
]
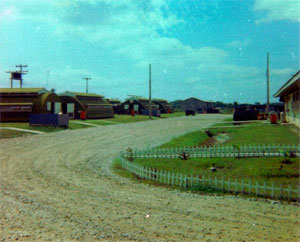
[
  {"left": 149, "top": 64, "right": 152, "bottom": 120},
  {"left": 266, "top": 52, "right": 270, "bottom": 114},
  {"left": 82, "top": 77, "right": 92, "bottom": 93}
]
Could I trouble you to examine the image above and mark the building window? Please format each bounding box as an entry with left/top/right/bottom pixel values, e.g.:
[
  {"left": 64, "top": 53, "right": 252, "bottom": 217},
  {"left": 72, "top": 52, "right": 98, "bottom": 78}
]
[
  {"left": 67, "top": 103, "right": 74, "bottom": 113},
  {"left": 47, "top": 102, "right": 51, "bottom": 111},
  {"left": 124, "top": 104, "right": 129, "bottom": 109},
  {"left": 55, "top": 102, "right": 61, "bottom": 114}
]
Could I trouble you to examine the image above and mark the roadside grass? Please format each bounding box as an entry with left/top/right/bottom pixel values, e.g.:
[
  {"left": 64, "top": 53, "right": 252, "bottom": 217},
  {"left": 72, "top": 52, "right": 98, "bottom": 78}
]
[
  {"left": 211, "top": 124, "right": 299, "bottom": 146},
  {"left": 133, "top": 157, "right": 299, "bottom": 187},
  {"left": 0, "top": 129, "right": 30, "bottom": 139},
  {"left": 104, "top": 114, "right": 159, "bottom": 123},
  {"left": 0, "top": 121, "right": 90, "bottom": 131},
  {"left": 114, "top": 121, "right": 299, "bottom": 197},
  {"left": 160, "top": 123, "right": 299, "bottom": 147},
  {"left": 0, "top": 121, "right": 91, "bottom": 139},
  {"left": 219, "top": 108, "right": 233, "bottom": 114},
  {"left": 160, "top": 131, "right": 209, "bottom": 148},
  {"left": 71, "top": 119, "right": 116, "bottom": 126},
  {"left": 160, "top": 112, "right": 185, "bottom": 118}
]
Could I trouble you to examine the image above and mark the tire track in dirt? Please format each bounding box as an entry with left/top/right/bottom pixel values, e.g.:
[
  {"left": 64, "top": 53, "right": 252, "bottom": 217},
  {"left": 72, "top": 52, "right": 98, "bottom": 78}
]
[{"left": 0, "top": 114, "right": 299, "bottom": 241}]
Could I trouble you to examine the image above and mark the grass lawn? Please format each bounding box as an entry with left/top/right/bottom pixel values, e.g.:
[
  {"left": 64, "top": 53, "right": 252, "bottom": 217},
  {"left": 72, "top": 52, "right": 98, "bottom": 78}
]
[
  {"left": 160, "top": 112, "right": 185, "bottom": 118},
  {"left": 98, "top": 114, "right": 158, "bottom": 123},
  {"left": 133, "top": 156, "right": 299, "bottom": 187},
  {"left": 117, "top": 122, "right": 300, "bottom": 193},
  {"left": 0, "top": 121, "right": 91, "bottom": 139},
  {"left": 160, "top": 123, "right": 299, "bottom": 147}
]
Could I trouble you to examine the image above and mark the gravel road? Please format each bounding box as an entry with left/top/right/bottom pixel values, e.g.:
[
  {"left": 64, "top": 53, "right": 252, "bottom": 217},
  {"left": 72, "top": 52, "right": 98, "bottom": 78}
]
[{"left": 0, "top": 114, "right": 298, "bottom": 241}]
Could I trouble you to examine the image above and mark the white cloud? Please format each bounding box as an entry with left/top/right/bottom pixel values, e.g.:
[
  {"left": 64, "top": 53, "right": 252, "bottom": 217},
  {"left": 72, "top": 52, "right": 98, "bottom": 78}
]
[
  {"left": 254, "top": 0, "right": 300, "bottom": 23},
  {"left": 271, "top": 67, "right": 296, "bottom": 76}
]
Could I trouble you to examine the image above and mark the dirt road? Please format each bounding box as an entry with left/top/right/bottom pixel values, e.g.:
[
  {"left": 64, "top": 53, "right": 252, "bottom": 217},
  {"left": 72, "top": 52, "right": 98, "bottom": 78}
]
[{"left": 0, "top": 114, "right": 298, "bottom": 241}]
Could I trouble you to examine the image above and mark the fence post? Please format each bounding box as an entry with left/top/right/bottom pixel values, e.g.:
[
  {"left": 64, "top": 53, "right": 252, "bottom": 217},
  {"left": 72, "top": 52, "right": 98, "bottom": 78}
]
[
  {"left": 241, "top": 180, "right": 244, "bottom": 194},
  {"left": 234, "top": 178, "right": 237, "bottom": 194},
  {"left": 288, "top": 185, "right": 291, "bottom": 201},
  {"left": 279, "top": 184, "right": 283, "bottom": 199},
  {"left": 263, "top": 182, "right": 266, "bottom": 198},
  {"left": 249, "top": 180, "right": 252, "bottom": 195},
  {"left": 271, "top": 182, "right": 275, "bottom": 199},
  {"left": 190, "top": 173, "right": 193, "bottom": 188},
  {"left": 222, "top": 177, "right": 225, "bottom": 192},
  {"left": 184, "top": 175, "right": 187, "bottom": 189},
  {"left": 171, "top": 172, "right": 174, "bottom": 186},
  {"left": 255, "top": 181, "right": 259, "bottom": 196},
  {"left": 179, "top": 173, "right": 182, "bottom": 187}
]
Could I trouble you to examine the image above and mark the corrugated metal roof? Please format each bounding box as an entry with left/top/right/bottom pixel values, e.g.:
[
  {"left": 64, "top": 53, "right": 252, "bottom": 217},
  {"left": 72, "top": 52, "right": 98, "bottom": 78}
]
[
  {"left": 59, "top": 91, "right": 103, "bottom": 97},
  {"left": 126, "top": 96, "right": 148, "bottom": 101},
  {"left": 273, "top": 70, "right": 300, "bottom": 97},
  {"left": 107, "top": 98, "right": 120, "bottom": 102},
  {"left": 0, "top": 88, "right": 48, "bottom": 94}
]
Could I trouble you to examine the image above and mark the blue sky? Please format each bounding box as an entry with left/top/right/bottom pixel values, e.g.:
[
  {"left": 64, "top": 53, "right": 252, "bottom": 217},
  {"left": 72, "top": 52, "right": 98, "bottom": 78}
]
[{"left": 0, "top": 0, "right": 299, "bottom": 103}]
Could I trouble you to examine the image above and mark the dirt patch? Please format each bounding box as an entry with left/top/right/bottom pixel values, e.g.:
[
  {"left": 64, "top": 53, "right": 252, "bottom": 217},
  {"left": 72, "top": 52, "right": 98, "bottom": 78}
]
[{"left": 201, "top": 132, "right": 229, "bottom": 146}]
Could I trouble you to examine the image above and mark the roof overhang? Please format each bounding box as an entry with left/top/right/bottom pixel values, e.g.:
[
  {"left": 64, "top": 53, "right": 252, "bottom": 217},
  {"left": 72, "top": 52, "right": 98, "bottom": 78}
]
[{"left": 274, "top": 71, "right": 300, "bottom": 98}]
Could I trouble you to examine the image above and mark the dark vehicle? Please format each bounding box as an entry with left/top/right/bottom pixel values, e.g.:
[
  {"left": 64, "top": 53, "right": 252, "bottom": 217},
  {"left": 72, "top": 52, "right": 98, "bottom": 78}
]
[
  {"left": 207, "top": 108, "right": 220, "bottom": 113},
  {"left": 233, "top": 106, "right": 258, "bottom": 121},
  {"left": 185, "top": 110, "right": 195, "bottom": 116}
]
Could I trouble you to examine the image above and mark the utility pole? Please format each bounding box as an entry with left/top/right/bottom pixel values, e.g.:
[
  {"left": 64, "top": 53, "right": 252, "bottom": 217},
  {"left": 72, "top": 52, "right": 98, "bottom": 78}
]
[
  {"left": 82, "top": 77, "right": 92, "bottom": 93},
  {"left": 149, "top": 64, "right": 152, "bottom": 120},
  {"left": 15, "top": 64, "right": 28, "bottom": 88},
  {"left": 266, "top": 52, "right": 270, "bottom": 115}
]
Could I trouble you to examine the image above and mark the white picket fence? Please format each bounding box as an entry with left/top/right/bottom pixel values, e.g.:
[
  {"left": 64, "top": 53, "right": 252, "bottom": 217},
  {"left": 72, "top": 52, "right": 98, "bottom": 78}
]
[
  {"left": 119, "top": 153, "right": 300, "bottom": 202},
  {"left": 124, "top": 144, "right": 300, "bottom": 159}
]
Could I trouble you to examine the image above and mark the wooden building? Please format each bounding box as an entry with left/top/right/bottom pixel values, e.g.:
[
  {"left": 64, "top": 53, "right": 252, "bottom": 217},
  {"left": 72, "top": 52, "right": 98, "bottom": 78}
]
[
  {"left": 106, "top": 98, "right": 121, "bottom": 114},
  {"left": 179, "top": 97, "right": 214, "bottom": 113},
  {"left": 152, "top": 99, "right": 173, "bottom": 113},
  {"left": 59, "top": 91, "right": 114, "bottom": 119},
  {"left": 0, "top": 88, "right": 61, "bottom": 122},
  {"left": 274, "top": 70, "right": 300, "bottom": 127},
  {"left": 120, "top": 96, "right": 159, "bottom": 115}
]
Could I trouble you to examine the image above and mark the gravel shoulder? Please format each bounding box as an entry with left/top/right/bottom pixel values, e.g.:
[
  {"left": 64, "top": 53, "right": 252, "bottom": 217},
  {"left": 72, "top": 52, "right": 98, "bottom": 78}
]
[{"left": 0, "top": 114, "right": 299, "bottom": 241}]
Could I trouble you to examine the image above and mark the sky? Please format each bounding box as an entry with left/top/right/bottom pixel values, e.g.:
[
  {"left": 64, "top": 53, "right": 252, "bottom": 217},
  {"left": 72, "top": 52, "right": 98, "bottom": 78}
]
[{"left": 0, "top": 0, "right": 299, "bottom": 103}]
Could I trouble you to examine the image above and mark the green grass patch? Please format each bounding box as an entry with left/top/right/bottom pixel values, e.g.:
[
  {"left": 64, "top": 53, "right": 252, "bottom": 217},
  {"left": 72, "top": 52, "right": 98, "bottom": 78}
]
[
  {"left": 161, "top": 123, "right": 299, "bottom": 147},
  {"left": 160, "top": 130, "right": 209, "bottom": 148},
  {"left": 104, "top": 114, "right": 158, "bottom": 123},
  {"left": 133, "top": 156, "right": 299, "bottom": 187},
  {"left": 210, "top": 124, "right": 299, "bottom": 146},
  {"left": 160, "top": 112, "right": 185, "bottom": 118}
]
